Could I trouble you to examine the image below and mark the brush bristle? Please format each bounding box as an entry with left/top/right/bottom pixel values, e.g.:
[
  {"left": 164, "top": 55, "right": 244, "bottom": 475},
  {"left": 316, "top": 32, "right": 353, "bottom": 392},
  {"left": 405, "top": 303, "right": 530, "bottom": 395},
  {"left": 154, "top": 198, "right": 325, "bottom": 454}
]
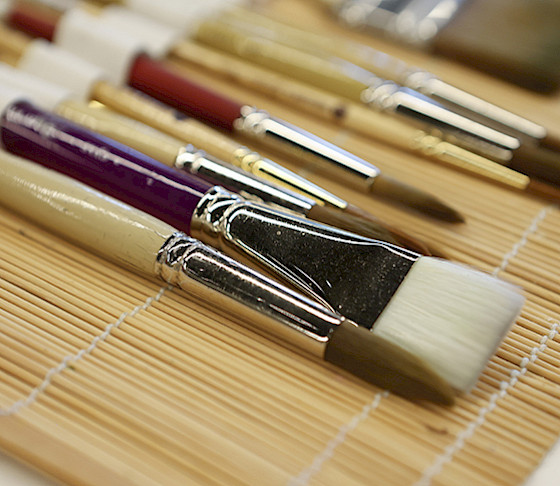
[
  {"left": 371, "top": 257, "right": 525, "bottom": 391},
  {"left": 371, "top": 174, "right": 465, "bottom": 223}
]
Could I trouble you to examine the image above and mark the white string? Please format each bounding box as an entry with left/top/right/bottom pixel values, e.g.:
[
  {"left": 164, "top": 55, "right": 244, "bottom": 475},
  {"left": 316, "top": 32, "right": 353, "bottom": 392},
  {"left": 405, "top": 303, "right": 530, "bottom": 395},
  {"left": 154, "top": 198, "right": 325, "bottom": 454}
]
[
  {"left": 287, "top": 391, "right": 389, "bottom": 486},
  {"left": 413, "top": 319, "right": 559, "bottom": 486},
  {"left": 414, "top": 204, "right": 557, "bottom": 486},
  {"left": 492, "top": 206, "right": 554, "bottom": 277},
  {"left": 0, "top": 285, "right": 172, "bottom": 416}
]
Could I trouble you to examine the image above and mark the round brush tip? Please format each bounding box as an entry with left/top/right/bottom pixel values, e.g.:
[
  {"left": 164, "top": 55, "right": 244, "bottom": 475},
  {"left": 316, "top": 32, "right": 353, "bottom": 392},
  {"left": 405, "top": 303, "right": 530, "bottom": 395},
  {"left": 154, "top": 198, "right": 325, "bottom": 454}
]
[{"left": 371, "top": 174, "right": 465, "bottom": 223}]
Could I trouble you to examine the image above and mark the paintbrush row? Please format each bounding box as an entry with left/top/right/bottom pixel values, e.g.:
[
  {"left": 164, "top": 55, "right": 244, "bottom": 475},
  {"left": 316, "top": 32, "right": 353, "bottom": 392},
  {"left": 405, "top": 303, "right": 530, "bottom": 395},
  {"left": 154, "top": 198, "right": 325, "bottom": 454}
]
[
  {"left": 1, "top": 1, "right": 560, "bottom": 486},
  {"left": 0, "top": 0, "right": 529, "bottom": 395}
]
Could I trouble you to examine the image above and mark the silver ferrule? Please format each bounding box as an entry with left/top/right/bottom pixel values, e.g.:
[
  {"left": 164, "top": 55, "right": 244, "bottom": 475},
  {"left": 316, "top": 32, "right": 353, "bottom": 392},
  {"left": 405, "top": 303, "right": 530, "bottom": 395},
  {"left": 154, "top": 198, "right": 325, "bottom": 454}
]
[
  {"left": 155, "top": 233, "right": 343, "bottom": 357},
  {"left": 175, "top": 144, "right": 315, "bottom": 215},
  {"left": 361, "top": 78, "right": 519, "bottom": 162},
  {"left": 337, "top": 0, "right": 465, "bottom": 47},
  {"left": 190, "top": 187, "right": 420, "bottom": 328},
  {"left": 231, "top": 146, "right": 348, "bottom": 210},
  {"left": 234, "top": 105, "right": 380, "bottom": 189},
  {"left": 403, "top": 69, "right": 547, "bottom": 143}
]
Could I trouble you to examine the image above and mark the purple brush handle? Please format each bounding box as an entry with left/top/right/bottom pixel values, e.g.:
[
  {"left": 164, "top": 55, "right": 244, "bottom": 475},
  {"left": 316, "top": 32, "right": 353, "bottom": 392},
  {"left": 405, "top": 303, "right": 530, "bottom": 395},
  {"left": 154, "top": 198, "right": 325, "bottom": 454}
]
[{"left": 0, "top": 100, "right": 212, "bottom": 233}]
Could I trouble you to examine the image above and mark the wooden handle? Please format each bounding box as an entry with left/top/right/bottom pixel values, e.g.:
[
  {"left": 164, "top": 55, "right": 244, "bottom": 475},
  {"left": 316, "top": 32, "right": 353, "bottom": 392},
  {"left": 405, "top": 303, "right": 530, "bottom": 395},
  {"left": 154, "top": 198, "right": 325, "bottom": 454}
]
[{"left": 0, "top": 149, "right": 175, "bottom": 275}]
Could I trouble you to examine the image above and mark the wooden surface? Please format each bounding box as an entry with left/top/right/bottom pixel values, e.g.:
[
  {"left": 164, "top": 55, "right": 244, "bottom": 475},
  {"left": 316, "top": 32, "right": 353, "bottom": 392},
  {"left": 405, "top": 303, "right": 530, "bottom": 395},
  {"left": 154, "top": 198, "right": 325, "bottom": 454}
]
[{"left": 2, "top": 1, "right": 560, "bottom": 484}]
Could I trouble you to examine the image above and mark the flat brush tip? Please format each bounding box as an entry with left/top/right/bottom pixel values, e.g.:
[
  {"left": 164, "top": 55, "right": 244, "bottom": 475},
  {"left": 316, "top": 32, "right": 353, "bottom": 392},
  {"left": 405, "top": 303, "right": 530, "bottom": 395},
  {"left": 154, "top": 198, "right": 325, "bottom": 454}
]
[
  {"left": 372, "top": 257, "right": 525, "bottom": 392},
  {"left": 371, "top": 174, "right": 465, "bottom": 223},
  {"left": 325, "top": 320, "right": 455, "bottom": 405}
]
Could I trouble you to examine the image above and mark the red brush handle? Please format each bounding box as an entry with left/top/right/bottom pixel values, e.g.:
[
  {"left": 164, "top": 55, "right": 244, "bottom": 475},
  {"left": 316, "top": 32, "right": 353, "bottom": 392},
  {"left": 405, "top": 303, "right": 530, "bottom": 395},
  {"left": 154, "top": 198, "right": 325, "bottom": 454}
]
[
  {"left": 6, "top": 3, "right": 57, "bottom": 41},
  {"left": 129, "top": 55, "right": 244, "bottom": 132},
  {"left": 7, "top": 4, "right": 245, "bottom": 132}
]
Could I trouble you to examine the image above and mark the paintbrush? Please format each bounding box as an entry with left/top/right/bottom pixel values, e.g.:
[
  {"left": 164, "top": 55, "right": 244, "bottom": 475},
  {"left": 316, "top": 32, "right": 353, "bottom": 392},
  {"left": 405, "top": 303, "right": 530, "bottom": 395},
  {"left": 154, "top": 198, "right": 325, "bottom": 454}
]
[
  {"left": 41, "top": 0, "right": 560, "bottom": 186},
  {"left": 316, "top": 0, "right": 560, "bottom": 94},
  {"left": 215, "top": 10, "right": 560, "bottom": 179},
  {"left": 0, "top": 148, "right": 455, "bottom": 403},
  {"left": 27, "top": 0, "right": 519, "bottom": 163},
  {"left": 0, "top": 58, "right": 438, "bottom": 255},
  {"left": 192, "top": 17, "right": 519, "bottom": 164},
  {"left": 26, "top": 1, "right": 560, "bottom": 194},
  {"left": 190, "top": 18, "right": 560, "bottom": 188},
  {"left": 167, "top": 40, "right": 560, "bottom": 203},
  {"left": 1, "top": 1, "right": 464, "bottom": 222},
  {"left": 0, "top": 88, "right": 525, "bottom": 391},
  {"left": 217, "top": 6, "right": 557, "bottom": 149},
  {"left": 56, "top": 100, "right": 439, "bottom": 255}
]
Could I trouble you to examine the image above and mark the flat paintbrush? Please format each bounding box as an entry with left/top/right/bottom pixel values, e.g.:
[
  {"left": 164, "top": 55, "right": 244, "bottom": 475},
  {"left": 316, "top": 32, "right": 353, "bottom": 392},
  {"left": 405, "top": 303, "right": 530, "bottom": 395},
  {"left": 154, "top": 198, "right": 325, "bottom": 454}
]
[
  {"left": 0, "top": 148, "right": 454, "bottom": 403},
  {"left": 1, "top": 1, "right": 464, "bottom": 222},
  {"left": 0, "top": 59, "right": 437, "bottom": 254},
  {"left": 0, "top": 89, "right": 525, "bottom": 391}
]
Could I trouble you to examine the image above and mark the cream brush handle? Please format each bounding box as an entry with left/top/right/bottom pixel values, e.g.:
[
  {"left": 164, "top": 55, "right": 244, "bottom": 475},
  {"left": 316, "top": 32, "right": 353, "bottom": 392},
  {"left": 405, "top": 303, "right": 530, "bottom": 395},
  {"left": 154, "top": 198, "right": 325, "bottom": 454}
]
[
  {"left": 223, "top": 7, "right": 411, "bottom": 83},
  {"left": 56, "top": 99, "right": 182, "bottom": 165},
  {"left": 0, "top": 148, "right": 174, "bottom": 275}
]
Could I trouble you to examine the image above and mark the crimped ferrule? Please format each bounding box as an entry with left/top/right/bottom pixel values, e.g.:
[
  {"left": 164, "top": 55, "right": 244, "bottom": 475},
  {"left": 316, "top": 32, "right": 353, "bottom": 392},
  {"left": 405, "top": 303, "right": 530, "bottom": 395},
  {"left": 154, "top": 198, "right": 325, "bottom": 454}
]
[
  {"left": 234, "top": 105, "right": 381, "bottom": 189},
  {"left": 360, "top": 77, "right": 519, "bottom": 162},
  {"left": 155, "top": 232, "right": 342, "bottom": 356},
  {"left": 190, "top": 187, "right": 420, "bottom": 327}
]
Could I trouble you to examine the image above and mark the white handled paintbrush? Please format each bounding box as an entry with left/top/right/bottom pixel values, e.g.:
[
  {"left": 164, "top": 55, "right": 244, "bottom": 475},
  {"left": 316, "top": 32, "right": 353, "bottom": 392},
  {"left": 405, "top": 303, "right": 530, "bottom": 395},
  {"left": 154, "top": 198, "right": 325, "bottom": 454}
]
[{"left": 0, "top": 148, "right": 458, "bottom": 403}]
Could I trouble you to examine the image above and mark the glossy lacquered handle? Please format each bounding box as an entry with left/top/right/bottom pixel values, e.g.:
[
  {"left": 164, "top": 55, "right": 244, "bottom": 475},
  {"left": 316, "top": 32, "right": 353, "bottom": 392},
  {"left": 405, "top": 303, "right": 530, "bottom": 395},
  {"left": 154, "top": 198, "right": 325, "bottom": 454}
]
[{"left": 0, "top": 100, "right": 212, "bottom": 233}]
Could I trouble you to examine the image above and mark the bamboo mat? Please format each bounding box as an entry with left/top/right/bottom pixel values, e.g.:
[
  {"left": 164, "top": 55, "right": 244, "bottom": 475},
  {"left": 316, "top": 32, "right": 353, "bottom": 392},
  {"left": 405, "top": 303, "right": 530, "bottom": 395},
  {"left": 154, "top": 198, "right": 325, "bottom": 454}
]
[{"left": 2, "top": 1, "right": 560, "bottom": 484}]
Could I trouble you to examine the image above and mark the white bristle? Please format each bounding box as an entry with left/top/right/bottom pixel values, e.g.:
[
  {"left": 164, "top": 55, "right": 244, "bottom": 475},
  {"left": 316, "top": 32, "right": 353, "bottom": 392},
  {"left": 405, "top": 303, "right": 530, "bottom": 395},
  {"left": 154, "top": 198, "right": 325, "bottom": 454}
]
[{"left": 371, "top": 257, "right": 524, "bottom": 391}]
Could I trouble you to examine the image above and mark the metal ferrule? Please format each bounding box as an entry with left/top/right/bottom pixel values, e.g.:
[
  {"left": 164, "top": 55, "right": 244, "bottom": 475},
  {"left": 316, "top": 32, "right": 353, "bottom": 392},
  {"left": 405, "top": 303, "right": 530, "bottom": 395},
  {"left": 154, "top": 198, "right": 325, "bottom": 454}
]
[
  {"left": 175, "top": 144, "right": 315, "bottom": 215},
  {"left": 403, "top": 69, "right": 547, "bottom": 143},
  {"left": 361, "top": 78, "right": 519, "bottom": 162},
  {"left": 230, "top": 145, "right": 348, "bottom": 210},
  {"left": 155, "top": 232, "right": 343, "bottom": 357},
  {"left": 337, "top": 0, "right": 465, "bottom": 47},
  {"left": 234, "top": 105, "right": 380, "bottom": 190},
  {"left": 190, "top": 187, "right": 420, "bottom": 328}
]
